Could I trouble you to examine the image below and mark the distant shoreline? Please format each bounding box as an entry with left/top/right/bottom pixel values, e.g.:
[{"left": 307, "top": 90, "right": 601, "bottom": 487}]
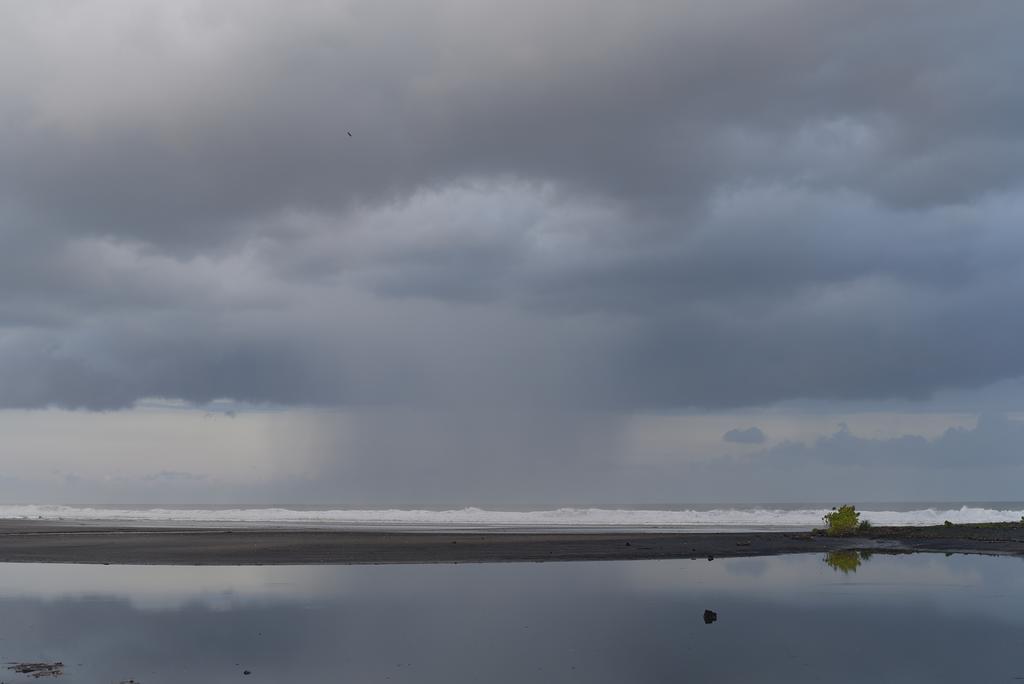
[{"left": 0, "top": 521, "right": 1021, "bottom": 565}]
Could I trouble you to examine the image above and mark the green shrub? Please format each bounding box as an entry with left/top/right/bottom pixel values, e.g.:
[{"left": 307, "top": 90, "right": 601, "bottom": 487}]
[
  {"left": 822, "top": 505, "right": 860, "bottom": 537},
  {"left": 857, "top": 519, "right": 872, "bottom": 533}
]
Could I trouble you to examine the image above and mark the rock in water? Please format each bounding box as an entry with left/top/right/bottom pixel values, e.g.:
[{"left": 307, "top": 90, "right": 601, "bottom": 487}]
[{"left": 703, "top": 609, "right": 717, "bottom": 624}]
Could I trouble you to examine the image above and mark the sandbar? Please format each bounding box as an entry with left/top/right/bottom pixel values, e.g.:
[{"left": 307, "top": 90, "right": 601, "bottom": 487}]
[{"left": 0, "top": 520, "right": 1021, "bottom": 565}]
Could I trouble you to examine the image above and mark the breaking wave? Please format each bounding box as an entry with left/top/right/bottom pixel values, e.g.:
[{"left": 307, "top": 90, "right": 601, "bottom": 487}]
[{"left": 0, "top": 504, "right": 1021, "bottom": 530}]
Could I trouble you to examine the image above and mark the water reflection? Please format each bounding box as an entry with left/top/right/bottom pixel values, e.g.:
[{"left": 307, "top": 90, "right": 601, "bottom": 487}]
[
  {"left": 0, "top": 554, "right": 1021, "bottom": 682},
  {"left": 823, "top": 549, "right": 874, "bottom": 574}
]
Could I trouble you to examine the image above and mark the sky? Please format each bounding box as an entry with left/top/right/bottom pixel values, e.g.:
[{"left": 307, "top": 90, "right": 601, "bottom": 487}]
[{"left": 1, "top": 0, "right": 1023, "bottom": 505}]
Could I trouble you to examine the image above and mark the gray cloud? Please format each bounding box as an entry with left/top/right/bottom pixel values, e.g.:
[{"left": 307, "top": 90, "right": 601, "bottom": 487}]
[
  {"left": 142, "top": 470, "right": 207, "bottom": 483},
  {"left": 672, "top": 415, "right": 1024, "bottom": 502},
  {"left": 1, "top": 1, "right": 1023, "bottom": 413},
  {"left": 756, "top": 414, "right": 1024, "bottom": 469},
  {"left": 4, "top": 412, "right": 1022, "bottom": 504},
  {"left": 723, "top": 427, "right": 766, "bottom": 445}
]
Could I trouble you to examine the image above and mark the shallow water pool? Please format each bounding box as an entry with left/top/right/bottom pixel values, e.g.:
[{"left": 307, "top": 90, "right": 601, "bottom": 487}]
[{"left": 0, "top": 553, "right": 1021, "bottom": 682}]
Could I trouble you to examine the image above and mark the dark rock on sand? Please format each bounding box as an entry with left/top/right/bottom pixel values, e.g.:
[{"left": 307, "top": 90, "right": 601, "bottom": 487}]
[
  {"left": 703, "top": 610, "right": 717, "bottom": 624},
  {"left": 8, "top": 661, "right": 64, "bottom": 677}
]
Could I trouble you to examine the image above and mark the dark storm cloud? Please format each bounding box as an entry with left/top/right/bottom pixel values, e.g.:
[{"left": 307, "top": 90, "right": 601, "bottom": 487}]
[
  {"left": 2, "top": 0, "right": 1024, "bottom": 410},
  {"left": 4, "top": 0, "right": 1023, "bottom": 247}
]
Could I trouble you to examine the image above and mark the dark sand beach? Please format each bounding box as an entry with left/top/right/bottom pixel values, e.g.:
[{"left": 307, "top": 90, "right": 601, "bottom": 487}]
[{"left": 0, "top": 520, "right": 1021, "bottom": 565}]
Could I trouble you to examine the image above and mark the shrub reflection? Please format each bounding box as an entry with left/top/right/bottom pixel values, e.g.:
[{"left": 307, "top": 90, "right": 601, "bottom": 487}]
[{"left": 823, "top": 550, "right": 874, "bottom": 574}]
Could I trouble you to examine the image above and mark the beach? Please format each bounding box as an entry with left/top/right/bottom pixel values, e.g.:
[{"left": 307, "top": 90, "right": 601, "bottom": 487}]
[
  {"left": 2, "top": 522, "right": 1023, "bottom": 681},
  {"left": 1, "top": 520, "right": 1022, "bottom": 565}
]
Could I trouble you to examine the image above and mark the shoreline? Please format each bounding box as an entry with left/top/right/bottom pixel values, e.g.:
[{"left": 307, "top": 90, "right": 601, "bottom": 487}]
[{"left": 0, "top": 521, "right": 1022, "bottom": 565}]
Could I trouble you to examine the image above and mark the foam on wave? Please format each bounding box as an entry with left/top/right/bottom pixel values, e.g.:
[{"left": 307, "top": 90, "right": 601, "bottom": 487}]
[{"left": 0, "top": 504, "right": 1021, "bottom": 529}]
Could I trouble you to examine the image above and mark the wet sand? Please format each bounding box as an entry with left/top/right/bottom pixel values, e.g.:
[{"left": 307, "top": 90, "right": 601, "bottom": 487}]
[{"left": 0, "top": 520, "right": 1021, "bottom": 565}]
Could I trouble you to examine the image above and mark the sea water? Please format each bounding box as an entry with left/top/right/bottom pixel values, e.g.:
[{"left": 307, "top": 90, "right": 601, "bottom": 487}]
[
  {"left": 1, "top": 501, "right": 1022, "bottom": 530},
  {"left": 0, "top": 553, "right": 1022, "bottom": 682}
]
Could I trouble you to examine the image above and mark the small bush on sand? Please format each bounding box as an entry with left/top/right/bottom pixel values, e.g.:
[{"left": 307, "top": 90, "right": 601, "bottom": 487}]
[
  {"left": 857, "top": 519, "right": 872, "bottom": 533},
  {"left": 822, "top": 505, "right": 860, "bottom": 537}
]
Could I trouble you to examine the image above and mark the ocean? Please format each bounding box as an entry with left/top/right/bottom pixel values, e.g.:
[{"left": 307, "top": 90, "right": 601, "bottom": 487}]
[{"left": 2, "top": 501, "right": 1022, "bottom": 530}]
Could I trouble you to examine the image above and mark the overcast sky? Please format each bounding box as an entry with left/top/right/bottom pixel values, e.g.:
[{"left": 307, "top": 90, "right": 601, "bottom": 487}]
[{"left": 2, "top": 0, "right": 1023, "bottom": 504}]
